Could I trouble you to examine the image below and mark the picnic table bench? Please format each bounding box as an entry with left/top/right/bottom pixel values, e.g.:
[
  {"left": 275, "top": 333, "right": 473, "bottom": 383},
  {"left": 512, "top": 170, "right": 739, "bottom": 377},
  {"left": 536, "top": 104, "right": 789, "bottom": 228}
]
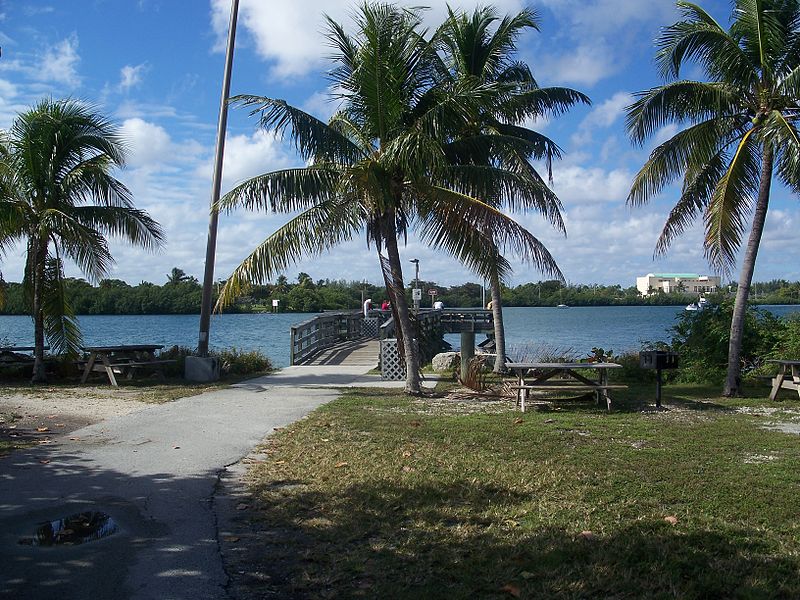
[
  {"left": 79, "top": 345, "right": 175, "bottom": 386},
  {"left": 767, "top": 359, "right": 800, "bottom": 401},
  {"left": 0, "top": 346, "right": 52, "bottom": 374},
  {"left": 506, "top": 362, "right": 626, "bottom": 412}
]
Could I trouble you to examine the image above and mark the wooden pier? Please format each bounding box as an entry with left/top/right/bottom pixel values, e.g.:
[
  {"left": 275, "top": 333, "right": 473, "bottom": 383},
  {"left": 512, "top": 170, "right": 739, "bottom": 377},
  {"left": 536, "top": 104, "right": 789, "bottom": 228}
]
[{"left": 289, "top": 309, "right": 493, "bottom": 378}]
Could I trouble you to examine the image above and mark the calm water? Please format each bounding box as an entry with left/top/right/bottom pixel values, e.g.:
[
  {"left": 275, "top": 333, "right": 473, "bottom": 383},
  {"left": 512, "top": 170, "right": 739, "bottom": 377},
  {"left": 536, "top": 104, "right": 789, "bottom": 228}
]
[{"left": 2, "top": 306, "right": 798, "bottom": 367}]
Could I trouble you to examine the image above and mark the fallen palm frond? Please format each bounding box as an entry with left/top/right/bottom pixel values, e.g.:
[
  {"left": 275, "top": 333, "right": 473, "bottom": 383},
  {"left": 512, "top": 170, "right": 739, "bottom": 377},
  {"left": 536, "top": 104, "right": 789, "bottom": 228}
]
[{"left": 457, "top": 356, "right": 514, "bottom": 397}]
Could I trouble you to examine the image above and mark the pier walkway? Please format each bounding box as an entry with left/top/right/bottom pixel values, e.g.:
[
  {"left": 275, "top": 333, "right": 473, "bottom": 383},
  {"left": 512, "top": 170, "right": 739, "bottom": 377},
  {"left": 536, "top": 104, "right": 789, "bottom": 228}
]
[
  {"left": 290, "top": 309, "right": 493, "bottom": 377},
  {"left": 302, "top": 338, "right": 380, "bottom": 367}
]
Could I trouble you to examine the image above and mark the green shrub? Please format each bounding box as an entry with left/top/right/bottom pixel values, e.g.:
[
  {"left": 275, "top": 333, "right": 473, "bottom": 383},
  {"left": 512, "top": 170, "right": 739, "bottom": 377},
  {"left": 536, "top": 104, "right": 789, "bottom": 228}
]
[
  {"left": 158, "top": 346, "right": 273, "bottom": 378},
  {"left": 665, "top": 302, "right": 786, "bottom": 384},
  {"left": 214, "top": 348, "right": 272, "bottom": 376},
  {"left": 159, "top": 345, "right": 195, "bottom": 377},
  {"left": 611, "top": 351, "right": 658, "bottom": 384}
]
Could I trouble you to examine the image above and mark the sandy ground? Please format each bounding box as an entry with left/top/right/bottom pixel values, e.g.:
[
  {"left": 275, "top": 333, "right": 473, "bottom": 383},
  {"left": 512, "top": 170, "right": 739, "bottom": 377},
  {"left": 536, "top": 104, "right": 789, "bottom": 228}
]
[{"left": 0, "top": 386, "right": 150, "bottom": 447}]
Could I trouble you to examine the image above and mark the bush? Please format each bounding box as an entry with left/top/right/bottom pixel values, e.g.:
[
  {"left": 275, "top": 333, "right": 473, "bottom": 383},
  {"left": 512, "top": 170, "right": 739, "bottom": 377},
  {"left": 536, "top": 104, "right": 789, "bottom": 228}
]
[
  {"left": 664, "top": 301, "right": 786, "bottom": 384},
  {"left": 215, "top": 348, "right": 273, "bottom": 376},
  {"left": 159, "top": 346, "right": 273, "bottom": 378},
  {"left": 610, "top": 351, "right": 659, "bottom": 384}
]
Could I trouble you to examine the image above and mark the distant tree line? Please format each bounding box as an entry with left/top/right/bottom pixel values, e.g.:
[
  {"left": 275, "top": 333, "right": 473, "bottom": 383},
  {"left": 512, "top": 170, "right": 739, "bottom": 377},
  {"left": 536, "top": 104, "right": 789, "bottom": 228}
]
[{"left": 2, "top": 268, "right": 799, "bottom": 316}]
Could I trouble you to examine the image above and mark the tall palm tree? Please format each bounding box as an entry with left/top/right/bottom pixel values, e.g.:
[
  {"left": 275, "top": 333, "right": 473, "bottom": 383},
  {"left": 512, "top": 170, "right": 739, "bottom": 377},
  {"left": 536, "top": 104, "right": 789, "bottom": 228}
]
[
  {"left": 0, "top": 99, "right": 164, "bottom": 381},
  {"left": 437, "top": 5, "right": 590, "bottom": 372},
  {"left": 216, "top": 3, "right": 562, "bottom": 393},
  {"left": 626, "top": 0, "right": 800, "bottom": 396}
]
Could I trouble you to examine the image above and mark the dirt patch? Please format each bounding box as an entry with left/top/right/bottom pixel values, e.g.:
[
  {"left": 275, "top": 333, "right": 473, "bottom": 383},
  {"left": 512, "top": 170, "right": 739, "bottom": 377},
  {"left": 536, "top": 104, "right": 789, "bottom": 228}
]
[{"left": 0, "top": 386, "right": 149, "bottom": 446}]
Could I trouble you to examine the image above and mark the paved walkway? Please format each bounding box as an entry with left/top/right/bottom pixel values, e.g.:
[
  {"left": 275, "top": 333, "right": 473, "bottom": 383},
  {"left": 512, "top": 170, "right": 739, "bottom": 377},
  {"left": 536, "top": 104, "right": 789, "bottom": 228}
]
[{"left": 0, "top": 366, "right": 437, "bottom": 599}]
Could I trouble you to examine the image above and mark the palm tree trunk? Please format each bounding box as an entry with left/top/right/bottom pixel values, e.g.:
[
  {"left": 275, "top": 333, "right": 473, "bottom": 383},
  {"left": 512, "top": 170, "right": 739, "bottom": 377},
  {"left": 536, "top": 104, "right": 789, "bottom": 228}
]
[
  {"left": 31, "top": 238, "right": 48, "bottom": 383},
  {"left": 724, "top": 145, "right": 773, "bottom": 396},
  {"left": 488, "top": 266, "right": 507, "bottom": 373},
  {"left": 383, "top": 226, "right": 421, "bottom": 394}
]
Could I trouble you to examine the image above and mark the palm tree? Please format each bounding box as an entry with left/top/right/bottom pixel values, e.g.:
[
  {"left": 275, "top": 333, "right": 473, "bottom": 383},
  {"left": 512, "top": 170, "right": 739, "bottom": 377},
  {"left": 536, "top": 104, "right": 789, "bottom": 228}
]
[
  {"left": 216, "top": 3, "right": 562, "bottom": 393},
  {"left": 166, "top": 267, "right": 190, "bottom": 284},
  {"left": 626, "top": 0, "right": 800, "bottom": 396},
  {"left": 0, "top": 98, "right": 164, "bottom": 381},
  {"left": 437, "top": 6, "right": 590, "bottom": 372}
]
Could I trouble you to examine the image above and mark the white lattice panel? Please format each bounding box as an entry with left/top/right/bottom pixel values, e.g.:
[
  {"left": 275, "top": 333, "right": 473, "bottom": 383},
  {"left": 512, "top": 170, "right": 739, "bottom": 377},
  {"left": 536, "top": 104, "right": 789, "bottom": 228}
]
[
  {"left": 363, "top": 317, "right": 379, "bottom": 338},
  {"left": 381, "top": 338, "right": 405, "bottom": 380}
]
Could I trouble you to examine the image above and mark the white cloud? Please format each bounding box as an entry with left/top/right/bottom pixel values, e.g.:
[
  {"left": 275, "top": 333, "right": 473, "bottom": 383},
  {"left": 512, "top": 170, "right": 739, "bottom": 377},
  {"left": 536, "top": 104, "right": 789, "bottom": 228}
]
[
  {"left": 533, "top": 0, "right": 677, "bottom": 87},
  {"left": 119, "top": 63, "right": 147, "bottom": 92},
  {"left": 301, "top": 90, "right": 340, "bottom": 122},
  {"left": 211, "top": 0, "right": 526, "bottom": 78},
  {"left": 119, "top": 118, "right": 174, "bottom": 168},
  {"left": 550, "top": 165, "right": 632, "bottom": 205},
  {"left": 0, "top": 78, "right": 17, "bottom": 99},
  {"left": 582, "top": 92, "right": 633, "bottom": 129},
  {"left": 572, "top": 91, "right": 633, "bottom": 147},
  {"left": 38, "top": 34, "right": 80, "bottom": 87},
  {"left": 537, "top": 0, "right": 675, "bottom": 37},
  {"left": 195, "top": 128, "right": 297, "bottom": 192},
  {"left": 537, "top": 44, "right": 617, "bottom": 87}
]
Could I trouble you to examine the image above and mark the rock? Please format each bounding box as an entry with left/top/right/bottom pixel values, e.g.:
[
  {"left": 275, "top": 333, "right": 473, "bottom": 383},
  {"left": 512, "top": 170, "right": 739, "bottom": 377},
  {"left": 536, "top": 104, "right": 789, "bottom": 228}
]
[{"left": 432, "top": 352, "right": 460, "bottom": 372}]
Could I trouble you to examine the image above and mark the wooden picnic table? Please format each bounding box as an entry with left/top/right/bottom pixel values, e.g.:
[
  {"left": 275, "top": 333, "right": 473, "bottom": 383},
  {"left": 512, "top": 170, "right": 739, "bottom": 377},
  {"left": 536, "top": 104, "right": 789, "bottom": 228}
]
[
  {"left": 506, "top": 362, "right": 626, "bottom": 412},
  {"left": 80, "top": 345, "right": 172, "bottom": 386},
  {"left": 767, "top": 359, "right": 800, "bottom": 401},
  {"left": 0, "top": 346, "right": 49, "bottom": 366}
]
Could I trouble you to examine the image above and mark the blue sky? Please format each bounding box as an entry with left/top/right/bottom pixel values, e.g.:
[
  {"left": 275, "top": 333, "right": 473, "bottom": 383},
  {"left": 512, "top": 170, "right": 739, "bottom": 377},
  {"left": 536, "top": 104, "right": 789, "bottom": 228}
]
[{"left": 1, "top": 0, "right": 798, "bottom": 288}]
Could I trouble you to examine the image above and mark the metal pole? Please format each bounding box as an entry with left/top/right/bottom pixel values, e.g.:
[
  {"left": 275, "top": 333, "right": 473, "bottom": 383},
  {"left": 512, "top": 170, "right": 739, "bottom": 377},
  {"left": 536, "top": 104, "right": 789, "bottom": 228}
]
[{"left": 198, "top": 0, "right": 239, "bottom": 357}]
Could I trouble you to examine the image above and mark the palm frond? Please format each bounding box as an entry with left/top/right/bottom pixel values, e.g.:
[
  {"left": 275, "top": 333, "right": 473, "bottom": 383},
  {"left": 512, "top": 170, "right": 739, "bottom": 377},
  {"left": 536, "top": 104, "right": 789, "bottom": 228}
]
[
  {"left": 628, "top": 116, "right": 749, "bottom": 206},
  {"left": 231, "top": 95, "right": 363, "bottom": 164},
  {"left": 216, "top": 199, "right": 362, "bottom": 309},
  {"left": 654, "top": 147, "right": 730, "bottom": 255},
  {"left": 439, "top": 164, "right": 565, "bottom": 233},
  {"left": 626, "top": 81, "right": 742, "bottom": 145},
  {"left": 415, "top": 185, "right": 562, "bottom": 281},
  {"left": 38, "top": 209, "right": 114, "bottom": 281},
  {"left": 217, "top": 166, "right": 343, "bottom": 214},
  {"left": 763, "top": 108, "right": 800, "bottom": 192},
  {"left": 41, "top": 255, "right": 82, "bottom": 357},
  {"left": 657, "top": 1, "right": 758, "bottom": 86},
  {"left": 72, "top": 205, "right": 164, "bottom": 250},
  {"left": 704, "top": 128, "right": 761, "bottom": 274}
]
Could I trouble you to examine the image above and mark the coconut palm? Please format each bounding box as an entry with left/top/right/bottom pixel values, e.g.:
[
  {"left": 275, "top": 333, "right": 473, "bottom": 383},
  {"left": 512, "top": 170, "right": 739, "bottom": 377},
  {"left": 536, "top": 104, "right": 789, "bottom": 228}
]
[
  {"left": 626, "top": 0, "right": 800, "bottom": 395},
  {"left": 0, "top": 99, "right": 164, "bottom": 381},
  {"left": 437, "top": 5, "right": 590, "bottom": 372},
  {"left": 216, "top": 2, "right": 562, "bottom": 393}
]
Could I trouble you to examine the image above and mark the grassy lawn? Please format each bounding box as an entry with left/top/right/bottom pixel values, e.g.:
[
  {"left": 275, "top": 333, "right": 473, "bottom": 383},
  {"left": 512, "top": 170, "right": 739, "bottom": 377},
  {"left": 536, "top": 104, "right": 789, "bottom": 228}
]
[{"left": 236, "top": 383, "right": 800, "bottom": 599}]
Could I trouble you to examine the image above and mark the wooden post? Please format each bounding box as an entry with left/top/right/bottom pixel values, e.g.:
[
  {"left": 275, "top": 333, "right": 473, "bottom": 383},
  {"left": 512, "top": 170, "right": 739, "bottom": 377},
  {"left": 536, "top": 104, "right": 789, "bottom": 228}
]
[{"left": 460, "top": 330, "right": 475, "bottom": 382}]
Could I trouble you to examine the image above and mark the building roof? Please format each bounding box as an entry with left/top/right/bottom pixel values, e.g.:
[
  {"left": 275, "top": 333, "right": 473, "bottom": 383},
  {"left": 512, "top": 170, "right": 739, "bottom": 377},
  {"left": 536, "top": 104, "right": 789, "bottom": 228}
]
[{"left": 652, "top": 273, "right": 701, "bottom": 279}]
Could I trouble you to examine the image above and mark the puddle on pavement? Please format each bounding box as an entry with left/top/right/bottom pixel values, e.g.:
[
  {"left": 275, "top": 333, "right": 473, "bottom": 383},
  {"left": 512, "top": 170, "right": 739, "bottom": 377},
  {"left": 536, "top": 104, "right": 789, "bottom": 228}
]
[{"left": 18, "top": 511, "right": 118, "bottom": 547}]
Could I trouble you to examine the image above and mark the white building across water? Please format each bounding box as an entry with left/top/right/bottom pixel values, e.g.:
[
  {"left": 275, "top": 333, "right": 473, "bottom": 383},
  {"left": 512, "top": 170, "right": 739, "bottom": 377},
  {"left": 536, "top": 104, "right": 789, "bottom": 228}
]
[{"left": 636, "top": 273, "right": 721, "bottom": 296}]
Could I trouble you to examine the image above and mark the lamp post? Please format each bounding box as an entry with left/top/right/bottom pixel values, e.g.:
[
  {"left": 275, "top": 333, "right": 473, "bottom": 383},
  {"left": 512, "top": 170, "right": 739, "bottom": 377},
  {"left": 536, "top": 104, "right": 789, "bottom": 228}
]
[
  {"left": 197, "top": 0, "right": 239, "bottom": 359},
  {"left": 409, "top": 259, "right": 420, "bottom": 313}
]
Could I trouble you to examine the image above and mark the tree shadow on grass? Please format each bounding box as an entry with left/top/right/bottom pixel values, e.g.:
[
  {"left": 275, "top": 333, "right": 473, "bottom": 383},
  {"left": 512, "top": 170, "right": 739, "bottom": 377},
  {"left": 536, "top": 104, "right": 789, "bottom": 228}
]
[{"left": 231, "top": 477, "right": 800, "bottom": 599}]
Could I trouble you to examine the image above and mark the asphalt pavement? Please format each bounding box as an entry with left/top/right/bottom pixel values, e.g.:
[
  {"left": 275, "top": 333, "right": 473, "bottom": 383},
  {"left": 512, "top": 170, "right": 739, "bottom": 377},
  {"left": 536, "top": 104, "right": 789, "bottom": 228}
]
[{"left": 0, "top": 367, "right": 394, "bottom": 600}]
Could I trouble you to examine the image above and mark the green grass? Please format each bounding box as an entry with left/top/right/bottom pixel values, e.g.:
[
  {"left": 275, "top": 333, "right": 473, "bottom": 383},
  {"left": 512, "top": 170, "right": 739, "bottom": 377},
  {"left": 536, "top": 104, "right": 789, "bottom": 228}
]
[{"left": 238, "top": 383, "right": 800, "bottom": 599}]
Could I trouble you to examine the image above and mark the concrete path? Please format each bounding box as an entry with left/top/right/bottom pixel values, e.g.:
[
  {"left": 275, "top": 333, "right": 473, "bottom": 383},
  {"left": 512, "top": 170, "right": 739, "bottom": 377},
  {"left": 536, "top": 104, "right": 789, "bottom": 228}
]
[{"left": 0, "top": 366, "right": 436, "bottom": 599}]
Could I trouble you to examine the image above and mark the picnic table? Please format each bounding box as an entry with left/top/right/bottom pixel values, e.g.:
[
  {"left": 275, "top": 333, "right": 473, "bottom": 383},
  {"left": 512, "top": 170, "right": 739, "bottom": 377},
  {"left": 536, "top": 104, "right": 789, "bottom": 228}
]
[
  {"left": 80, "top": 345, "right": 173, "bottom": 386},
  {"left": 506, "top": 362, "right": 626, "bottom": 412},
  {"left": 0, "top": 346, "right": 50, "bottom": 372},
  {"left": 767, "top": 359, "right": 800, "bottom": 401}
]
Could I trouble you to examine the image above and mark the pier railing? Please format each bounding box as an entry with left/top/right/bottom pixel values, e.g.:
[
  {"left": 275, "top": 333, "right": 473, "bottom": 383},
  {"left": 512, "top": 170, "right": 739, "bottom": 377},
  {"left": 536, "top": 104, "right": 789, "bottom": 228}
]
[
  {"left": 438, "top": 308, "right": 493, "bottom": 333},
  {"left": 290, "top": 311, "right": 364, "bottom": 365}
]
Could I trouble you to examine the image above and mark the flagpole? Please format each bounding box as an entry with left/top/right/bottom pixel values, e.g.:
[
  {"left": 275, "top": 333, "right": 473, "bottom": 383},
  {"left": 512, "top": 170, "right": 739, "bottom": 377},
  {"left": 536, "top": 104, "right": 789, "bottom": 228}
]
[{"left": 198, "top": 0, "right": 239, "bottom": 358}]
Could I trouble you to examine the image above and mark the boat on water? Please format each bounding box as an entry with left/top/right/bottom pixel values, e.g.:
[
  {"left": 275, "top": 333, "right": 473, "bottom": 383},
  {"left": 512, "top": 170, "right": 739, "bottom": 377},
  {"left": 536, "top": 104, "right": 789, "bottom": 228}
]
[
  {"left": 685, "top": 297, "right": 709, "bottom": 312},
  {"left": 557, "top": 304, "right": 569, "bottom": 309}
]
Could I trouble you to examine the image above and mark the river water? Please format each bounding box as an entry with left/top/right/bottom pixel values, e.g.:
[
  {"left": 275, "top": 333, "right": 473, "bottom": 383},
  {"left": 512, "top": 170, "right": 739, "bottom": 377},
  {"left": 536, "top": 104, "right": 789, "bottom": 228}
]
[{"left": 1, "top": 305, "right": 798, "bottom": 367}]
